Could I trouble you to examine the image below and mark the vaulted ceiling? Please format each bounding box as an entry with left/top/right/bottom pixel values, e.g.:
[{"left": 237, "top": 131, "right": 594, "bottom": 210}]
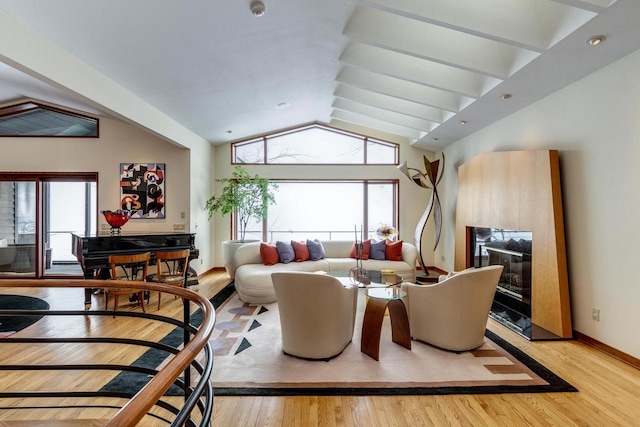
[{"left": 1, "top": 0, "right": 639, "bottom": 150}]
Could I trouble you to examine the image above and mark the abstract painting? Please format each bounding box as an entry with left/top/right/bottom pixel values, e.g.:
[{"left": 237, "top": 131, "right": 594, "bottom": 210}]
[{"left": 119, "top": 163, "right": 165, "bottom": 219}]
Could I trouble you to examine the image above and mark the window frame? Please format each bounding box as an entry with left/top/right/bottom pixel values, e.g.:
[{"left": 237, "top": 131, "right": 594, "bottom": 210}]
[
  {"left": 231, "top": 123, "right": 399, "bottom": 166},
  {"left": 0, "top": 101, "right": 99, "bottom": 138}
]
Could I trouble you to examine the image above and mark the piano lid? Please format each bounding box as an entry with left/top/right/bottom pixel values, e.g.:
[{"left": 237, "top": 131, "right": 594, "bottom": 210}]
[
  {"left": 73, "top": 232, "right": 196, "bottom": 254},
  {"left": 73, "top": 231, "right": 195, "bottom": 238}
]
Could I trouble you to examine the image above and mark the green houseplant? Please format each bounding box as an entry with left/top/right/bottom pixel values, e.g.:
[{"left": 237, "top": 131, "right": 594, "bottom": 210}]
[{"left": 205, "top": 166, "right": 277, "bottom": 277}]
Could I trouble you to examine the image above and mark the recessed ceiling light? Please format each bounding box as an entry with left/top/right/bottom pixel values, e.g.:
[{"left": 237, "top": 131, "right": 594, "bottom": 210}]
[
  {"left": 250, "top": 1, "right": 266, "bottom": 17},
  {"left": 501, "top": 93, "right": 512, "bottom": 100},
  {"left": 587, "top": 35, "right": 606, "bottom": 46},
  {"left": 276, "top": 102, "right": 289, "bottom": 109},
  {"left": 459, "top": 120, "right": 467, "bottom": 125}
]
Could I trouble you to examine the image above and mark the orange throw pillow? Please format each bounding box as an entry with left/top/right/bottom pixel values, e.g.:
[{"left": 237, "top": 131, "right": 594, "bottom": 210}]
[
  {"left": 291, "top": 240, "right": 310, "bottom": 262},
  {"left": 350, "top": 239, "right": 371, "bottom": 260},
  {"left": 385, "top": 240, "right": 403, "bottom": 261},
  {"left": 260, "top": 242, "right": 279, "bottom": 266}
]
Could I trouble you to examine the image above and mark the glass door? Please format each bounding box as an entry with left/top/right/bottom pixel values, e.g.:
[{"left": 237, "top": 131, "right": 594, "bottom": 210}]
[
  {"left": 43, "top": 181, "right": 97, "bottom": 276},
  {"left": 0, "top": 173, "right": 97, "bottom": 278},
  {"left": 0, "top": 181, "right": 37, "bottom": 276}
]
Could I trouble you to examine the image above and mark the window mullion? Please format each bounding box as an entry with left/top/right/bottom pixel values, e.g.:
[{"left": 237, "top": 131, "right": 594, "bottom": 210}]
[{"left": 363, "top": 181, "right": 369, "bottom": 239}]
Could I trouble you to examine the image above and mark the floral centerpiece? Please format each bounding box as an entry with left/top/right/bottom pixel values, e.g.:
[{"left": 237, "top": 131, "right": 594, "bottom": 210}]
[{"left": 376, "top": 224, "right": 397, "bottom": 240}]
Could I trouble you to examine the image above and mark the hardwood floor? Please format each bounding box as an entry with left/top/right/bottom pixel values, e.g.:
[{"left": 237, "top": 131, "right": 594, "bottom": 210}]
[{"left": 2, "top": 271, "right": 639, "bottom": 426}]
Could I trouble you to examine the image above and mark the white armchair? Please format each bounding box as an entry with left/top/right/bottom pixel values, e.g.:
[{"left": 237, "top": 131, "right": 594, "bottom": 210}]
[
  {"left": 271, "top": 272, "right": 358, "bottom": 360},
  {"left": 401, "top": 265, "right": 504, "bottom": 352}
]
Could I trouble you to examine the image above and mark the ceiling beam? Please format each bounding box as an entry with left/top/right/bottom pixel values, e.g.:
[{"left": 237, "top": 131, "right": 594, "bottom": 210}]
[
  {"left": 550, "top": 0, "right": 612, "bottom": 13},
  {"left": 332, "top": 98, "right": 438, "bottom": 132},
  {"left": 343, "top": 6, "right": 540, "bottom": 78},
  {"left": 339, "top": 43, "right": 495, "bottom": 98},
  {"left": 334, "top": 84, "right": 445, "bottom": 123},
  {"left": 336, "top": 67, "right": 470, "bottom": 113},
  {"left": 331, "top": 109, "right": 426, "bottom": 140}
]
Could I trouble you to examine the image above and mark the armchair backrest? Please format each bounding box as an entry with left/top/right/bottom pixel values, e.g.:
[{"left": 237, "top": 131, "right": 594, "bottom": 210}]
[
  {"left": 271, "top": 272, "right": 358, "bottom": 359},
  {"left": 403, "top": 265, "right": 504, "bottom": 351}
]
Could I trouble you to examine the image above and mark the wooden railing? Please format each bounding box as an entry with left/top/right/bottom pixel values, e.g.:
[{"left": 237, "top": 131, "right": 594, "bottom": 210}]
[{"left": 0, "top": 279, "right": 215, "bottom": 426}]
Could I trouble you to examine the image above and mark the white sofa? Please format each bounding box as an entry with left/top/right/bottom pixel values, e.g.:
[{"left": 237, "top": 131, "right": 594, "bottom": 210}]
[{"left": 233, "top": 240, "right": 418, "bottom": 303}]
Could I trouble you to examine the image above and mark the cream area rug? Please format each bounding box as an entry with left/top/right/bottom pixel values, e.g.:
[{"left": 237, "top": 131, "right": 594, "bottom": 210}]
[{"left": 209, "top": 283, "right": 576, "bottom": 396}]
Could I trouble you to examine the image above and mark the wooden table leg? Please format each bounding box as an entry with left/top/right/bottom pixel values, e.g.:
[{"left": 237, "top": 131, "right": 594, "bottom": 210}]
[
  {"left": 388, "top": 299, "right": 411, "bottom": 350},
  {"left": 361, "top": 297, "right": 388, "bottom": 360}
]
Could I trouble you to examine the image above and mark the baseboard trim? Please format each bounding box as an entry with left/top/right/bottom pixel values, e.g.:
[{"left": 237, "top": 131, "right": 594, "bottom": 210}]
[
  {"left": 197, "top": 267, "right": 223, "bottom": 279},
  {"left": 575, "top": 331, "right": 640, "bottom": 370},
  {"left": 426, "top": 266, "right": 447, "bottom": 275}
]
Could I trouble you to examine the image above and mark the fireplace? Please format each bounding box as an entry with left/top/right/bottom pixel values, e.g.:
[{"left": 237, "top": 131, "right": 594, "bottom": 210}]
[
  {"left": 456, "top": 151, "right": 572, "bottom": 339},
  {"left": 469, "top": 227, "right": 557, "bottom": 340}
]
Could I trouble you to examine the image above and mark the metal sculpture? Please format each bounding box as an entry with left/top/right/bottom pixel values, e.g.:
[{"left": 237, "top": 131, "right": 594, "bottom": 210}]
[
  {"left": 397, "top": 154, "right": 445, "bottom": 277},
  {"left": 350, "top": 225, "right": 370, "bottom": 286}
]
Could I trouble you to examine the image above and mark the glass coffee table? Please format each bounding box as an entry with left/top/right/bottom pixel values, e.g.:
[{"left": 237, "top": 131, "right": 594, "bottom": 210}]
[
  {"left": 361, "top": 287, "right": 411, "bottom": 360},
  {"left": 367, "top": 270, "right": 404, "bottom": 287},
  {"left": 330, "top": 269, "right": 404, "bottom": 288}
]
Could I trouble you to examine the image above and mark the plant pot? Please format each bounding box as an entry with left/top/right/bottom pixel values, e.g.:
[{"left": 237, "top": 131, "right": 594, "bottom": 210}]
[{"left": 222, "top": 239, "right": 259, "bottom": 279}]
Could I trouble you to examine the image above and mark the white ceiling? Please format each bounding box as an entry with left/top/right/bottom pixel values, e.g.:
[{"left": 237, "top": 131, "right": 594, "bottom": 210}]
[{"left": 1, "top": 0, "right": 639, "bottom": 150}]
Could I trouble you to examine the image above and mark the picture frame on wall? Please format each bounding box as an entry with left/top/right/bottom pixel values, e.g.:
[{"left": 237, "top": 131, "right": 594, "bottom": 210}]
[{"left": 119, "top": 163, "right": 165, "bottom": 219}]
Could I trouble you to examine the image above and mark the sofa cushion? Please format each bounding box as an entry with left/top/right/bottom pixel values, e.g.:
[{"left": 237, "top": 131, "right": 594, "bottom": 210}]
[
  {"left": 370, "top": 239, "right": 386, "bottom": 260},
  {"left": 307, "top": 239, "right": 325, "bottom": 260},
  {"left": 259, "top": 242, "right": 279, "bottom": 266},
  {"left": 276, "top": 241, "right": 295, "bottom": 264},
  {"left": 385, "top": 240, "right": 403, "bottom": 261},
  {"left": 350, "top": 239, "right": 371, "bottom": 260},
  {"left": 291, "top": 240, "right": 310, "bottom": 262}
]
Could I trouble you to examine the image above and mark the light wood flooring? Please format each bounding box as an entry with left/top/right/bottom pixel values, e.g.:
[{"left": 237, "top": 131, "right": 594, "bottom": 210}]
[{"left": 1, "top": 271, "right": 640, "bottom": 426}]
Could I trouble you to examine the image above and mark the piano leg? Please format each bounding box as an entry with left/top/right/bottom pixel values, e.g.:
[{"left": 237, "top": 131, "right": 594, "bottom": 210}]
[
  {"left": 186, "top": 266, "right": 199, "bottom": 286},
  {"left": 84, "top": 288, "right": 93, "bottom": 310},
  {"left": 84, "top": 268, "right": 110, "bottom": 309}
]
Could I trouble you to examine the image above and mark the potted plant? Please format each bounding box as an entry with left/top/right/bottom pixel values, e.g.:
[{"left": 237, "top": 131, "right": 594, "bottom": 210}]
[{"left": 205, "top": 165, "right": 277, "bottom": 277}]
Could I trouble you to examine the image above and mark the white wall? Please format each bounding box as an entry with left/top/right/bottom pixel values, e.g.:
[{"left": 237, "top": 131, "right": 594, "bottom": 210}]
[
  {"left": 0, "top": 115, "right": 214, "bottom": 274},
  {"left": 188, "top": 129, "right": 214, "bottom": 275},
  {"left": 211, "top": 127, "right": 435, "bottom": 268},
  {"left": 439, "top": 48, "right": 640, "bottom": 358}
]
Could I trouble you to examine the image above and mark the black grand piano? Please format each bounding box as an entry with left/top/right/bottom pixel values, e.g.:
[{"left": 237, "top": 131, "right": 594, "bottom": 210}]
[{"left": 72, "top": 232, "right": 199, "bottom": 308}]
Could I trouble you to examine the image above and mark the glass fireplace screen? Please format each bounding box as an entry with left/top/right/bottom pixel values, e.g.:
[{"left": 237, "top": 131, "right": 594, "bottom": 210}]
[{"left": 469, "top": 227, "right": 534, "bottom": 338}]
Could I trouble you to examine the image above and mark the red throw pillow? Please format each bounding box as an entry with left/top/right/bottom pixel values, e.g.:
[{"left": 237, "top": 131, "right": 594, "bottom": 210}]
[
  {"left": 350, "top": 239, "right": 371, "bottom": 260},
  {"left": 291, "top": 240, "right": 310, "bottom": 262},
  {"left": 260, "top": 242, "right": 279, "bottom": 266},
  {"left": 385, "top": 240, "right": 403, "bottom": 261}
]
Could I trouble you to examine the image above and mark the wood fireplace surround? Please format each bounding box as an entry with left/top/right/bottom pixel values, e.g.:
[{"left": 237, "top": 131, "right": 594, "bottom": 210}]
[{"left": 455, "top": 150, "right": 572, "bottom": 339}]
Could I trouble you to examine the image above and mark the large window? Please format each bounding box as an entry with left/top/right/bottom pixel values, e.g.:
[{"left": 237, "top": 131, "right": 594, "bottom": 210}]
[
  {"left": 242, "top": 180, "right": 398, "bottom": 242},
  {"left": 232, "top": 124, "right": 398, "bottom": 165}
]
